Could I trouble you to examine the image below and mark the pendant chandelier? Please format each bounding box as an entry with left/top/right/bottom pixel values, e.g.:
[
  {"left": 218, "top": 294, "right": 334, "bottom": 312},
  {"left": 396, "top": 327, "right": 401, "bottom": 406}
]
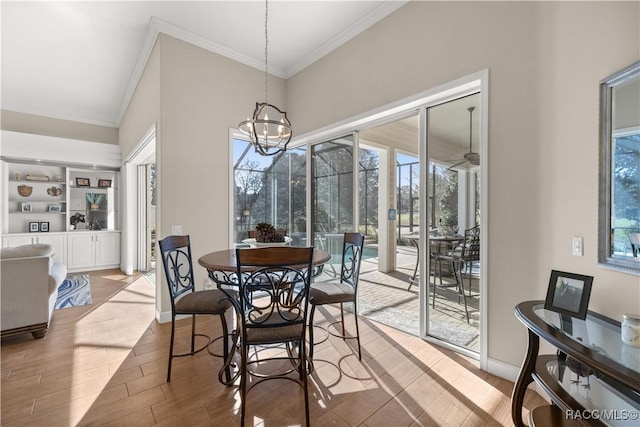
[{"left": 238, "top": 0, "right": 292, "bottom": 156}]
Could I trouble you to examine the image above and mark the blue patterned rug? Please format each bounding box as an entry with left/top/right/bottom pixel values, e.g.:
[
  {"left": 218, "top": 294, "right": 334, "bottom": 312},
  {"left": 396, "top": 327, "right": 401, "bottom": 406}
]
[{"left": 55, "top": 275, "right": 92, "bottom": 310}]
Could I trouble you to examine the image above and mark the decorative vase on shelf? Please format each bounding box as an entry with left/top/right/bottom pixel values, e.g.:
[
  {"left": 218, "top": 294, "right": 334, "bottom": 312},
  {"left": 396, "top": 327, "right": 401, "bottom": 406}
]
[{"left": 90, "top": 203, "right": 99, "bottom": 211}]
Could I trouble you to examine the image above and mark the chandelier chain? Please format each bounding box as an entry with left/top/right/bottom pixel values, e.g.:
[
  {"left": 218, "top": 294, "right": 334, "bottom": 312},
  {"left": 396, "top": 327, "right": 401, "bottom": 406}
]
[
  {"left": 237, "top": 0, "right": 292, "bottom": 156},
  {"left": 264, "top": 0, "right": 269, "bottom": 105}
]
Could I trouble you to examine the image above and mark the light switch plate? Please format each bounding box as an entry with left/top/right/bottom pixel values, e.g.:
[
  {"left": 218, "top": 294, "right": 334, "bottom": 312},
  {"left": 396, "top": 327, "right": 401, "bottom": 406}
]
[
  {"left": 171, "top": 225, "right": 182, "bottom": 235},
  {"left": 572, "top": 236, "right": 583, "bottom": 256}
]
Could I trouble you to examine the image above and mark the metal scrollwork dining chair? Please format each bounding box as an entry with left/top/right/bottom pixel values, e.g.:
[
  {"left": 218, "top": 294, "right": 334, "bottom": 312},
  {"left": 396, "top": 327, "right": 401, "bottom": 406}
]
[
  {"left": 308, "top": 232, "right": 365, "bottom": 363},
  {"left": 231, "top": 246, "right": 314, "bottom": 427},
  {"left": 158, "top": 235, "right": 231, "bottom": 382}
]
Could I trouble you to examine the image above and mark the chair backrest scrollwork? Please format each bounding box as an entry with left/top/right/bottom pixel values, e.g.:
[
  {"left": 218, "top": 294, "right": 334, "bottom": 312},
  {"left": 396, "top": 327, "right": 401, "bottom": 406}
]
[
  {"left": 158, "top": 235, "right": 196, "bottom": 313},
  {"left": 234, "top": 247, "right": 314, "bottom": 333},
  {"left": 340, "top": 232, "right": 365, "bottom": 289}
]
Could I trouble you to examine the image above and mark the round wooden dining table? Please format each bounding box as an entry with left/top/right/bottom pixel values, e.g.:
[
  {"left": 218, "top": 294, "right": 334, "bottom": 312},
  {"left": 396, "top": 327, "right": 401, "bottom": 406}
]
[
  {"left": 198, "top": 247, "right": 331, "bottom": 284},
  {"left": 197, "top": 247, "right": 331, "bottom": 385}
]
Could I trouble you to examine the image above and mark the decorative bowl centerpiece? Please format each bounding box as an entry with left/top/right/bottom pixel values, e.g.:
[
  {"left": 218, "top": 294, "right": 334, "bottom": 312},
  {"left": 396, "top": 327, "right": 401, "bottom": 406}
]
[
  {"left": 243, "top": 222, "right": 291, "bottom": 247},
  {"left": 17, "top": 185, "right": 33, "bottom": 197},
  {"left": 254, "top": 222, "right": 285, "bottom": 243}
]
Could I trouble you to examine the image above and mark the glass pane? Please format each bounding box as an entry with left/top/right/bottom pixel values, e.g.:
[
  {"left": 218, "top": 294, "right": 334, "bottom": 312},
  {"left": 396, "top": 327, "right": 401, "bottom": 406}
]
[
  {"left": 397, "top": 153, "right": 420, "bottom": 240},
  {"left": 232, "top": 138, "right": 307, "bottom": 247},
  {"left": 611, "top": 133, "right": 640, "bottom": 257},
  {"left": 426, "top": 94, "right": 480, "bottom": 352},
  {"left": 312, "top": 136, "right": 354, "bottom": 270},
  {"left": 359, "top": 147, "right": 379, "bottom": 240}
]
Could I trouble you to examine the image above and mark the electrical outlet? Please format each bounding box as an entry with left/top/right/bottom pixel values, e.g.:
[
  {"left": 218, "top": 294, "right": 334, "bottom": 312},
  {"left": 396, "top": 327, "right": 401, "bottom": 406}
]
[
  {"left": 171, "top": 225, "right": 183, "bottom": 235},
  {"left": 572, "top": 236, "right": 583, "bottom": 256}
]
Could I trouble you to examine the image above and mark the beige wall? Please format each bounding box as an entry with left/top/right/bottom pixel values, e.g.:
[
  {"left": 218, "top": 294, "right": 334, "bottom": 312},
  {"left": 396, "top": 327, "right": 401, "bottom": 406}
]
[
  {"left": 286, "top": 1, "right": 640, "bottom": 368},
  {"left": 1, "top": 110, "right": 118, "bottom": 145},
  {"left": 157, "top": 34, "right": 285, "bottom": 282},
  {"left": 119, "top": 38, "right": 161, "bottom": 160},
  {"left": 120, "top": 34, "right": 286, "bottom": 314}
]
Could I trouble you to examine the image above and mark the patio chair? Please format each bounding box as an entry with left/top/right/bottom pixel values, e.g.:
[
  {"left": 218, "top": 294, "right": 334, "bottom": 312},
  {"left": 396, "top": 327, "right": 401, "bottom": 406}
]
[
  {"left": 308, "top": 232, "right": 365, "bottom": 362},
  {"left": 158, "top": 235, "right": 232, "bottom": 383},
  {"left": 232, "top": 246, "right": 314, "bottom": 427},
  {"left": 434, "top": 225, "right": 479, "bottom": 323}
]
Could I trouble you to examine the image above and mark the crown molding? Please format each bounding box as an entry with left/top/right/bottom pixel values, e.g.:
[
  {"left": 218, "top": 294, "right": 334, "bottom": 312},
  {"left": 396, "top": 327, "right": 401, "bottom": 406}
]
[
  {"left": 116, "top": 15, "right": 287, "bottom": 127},
  {"left": 116, "top": 2, "right": 407, "bottom": 126}
]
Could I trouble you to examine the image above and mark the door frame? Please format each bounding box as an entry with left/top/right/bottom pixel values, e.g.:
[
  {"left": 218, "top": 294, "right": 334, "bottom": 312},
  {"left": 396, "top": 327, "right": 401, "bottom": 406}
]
[
  {"left": 292, "top": 69, "right": 489, "bottom": 369},
  {"left": 123, "top": 123, "right": 156, "bottom": 275}
]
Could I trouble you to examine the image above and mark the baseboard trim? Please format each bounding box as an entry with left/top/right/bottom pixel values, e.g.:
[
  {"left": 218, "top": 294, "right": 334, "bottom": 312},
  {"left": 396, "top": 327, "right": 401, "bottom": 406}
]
[{"left": 486, "top": 357, "right": 521, "bottom": 382}]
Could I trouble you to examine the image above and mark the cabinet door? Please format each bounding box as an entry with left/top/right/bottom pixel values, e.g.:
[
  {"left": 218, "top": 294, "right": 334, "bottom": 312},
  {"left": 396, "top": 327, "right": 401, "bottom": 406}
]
[
  {"left": 2, "top": 235, "right": 36, "bottom": 247},
  {"left": 94, "top": 232, "right": 120, "bottom": 267},
  {"left": 67, "top": 233, "right": 95, "bottom": 270},
  {"left": 37, "top": 234, "right": 67, "bottom": 265}
]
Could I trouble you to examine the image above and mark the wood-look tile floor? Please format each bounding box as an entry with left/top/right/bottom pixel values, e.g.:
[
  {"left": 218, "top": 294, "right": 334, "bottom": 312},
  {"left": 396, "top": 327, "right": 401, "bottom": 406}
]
[{"left": 1, "top": 269, "right": 545, "bottom": 426}]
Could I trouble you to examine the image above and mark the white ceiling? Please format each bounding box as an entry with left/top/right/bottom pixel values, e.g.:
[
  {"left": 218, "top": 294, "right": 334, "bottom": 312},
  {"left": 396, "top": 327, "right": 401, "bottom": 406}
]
[{"left": 1, "top": 1, "right": 406, "bottom": 127}]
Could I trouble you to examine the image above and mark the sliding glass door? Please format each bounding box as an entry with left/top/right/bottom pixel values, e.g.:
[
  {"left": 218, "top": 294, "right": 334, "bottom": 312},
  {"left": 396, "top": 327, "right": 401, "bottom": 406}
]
[{"left": 426, "top": 93, "right": 481, "bottom": 353}]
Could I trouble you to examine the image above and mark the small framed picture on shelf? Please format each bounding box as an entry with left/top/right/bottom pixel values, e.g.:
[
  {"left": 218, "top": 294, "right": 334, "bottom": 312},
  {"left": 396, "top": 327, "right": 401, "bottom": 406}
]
[
  {"left": 76, "top": 177, "right": 90, "bottom": 187},
  {"left": 98, "top": 179, "right": 112, "bottom": 188},
  {"left": 29, "top": 222, "right": 39, "bottom": 233},
  {"left": 544, "top": 270, "right": 593, "bottom": 320},
  {"left": 49, "top": 204, "right": 62, "bottom": 213},
  {"left": 39, "top": 222, "right": 50, "bottom": 232},
  {"left": 21, "top": 202, "right": 32, "bottom": 213}
]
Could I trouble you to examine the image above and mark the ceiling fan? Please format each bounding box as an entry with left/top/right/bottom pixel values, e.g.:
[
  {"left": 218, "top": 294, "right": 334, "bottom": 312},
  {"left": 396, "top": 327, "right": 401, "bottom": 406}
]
[{"left": 446, "top": 106, "right": 479, "bottom": 170}]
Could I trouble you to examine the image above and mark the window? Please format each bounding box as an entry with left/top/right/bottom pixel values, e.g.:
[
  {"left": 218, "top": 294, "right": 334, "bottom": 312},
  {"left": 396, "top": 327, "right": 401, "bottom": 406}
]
[{"left": 232, "top": 138, "right": 307, "bottom": 246}]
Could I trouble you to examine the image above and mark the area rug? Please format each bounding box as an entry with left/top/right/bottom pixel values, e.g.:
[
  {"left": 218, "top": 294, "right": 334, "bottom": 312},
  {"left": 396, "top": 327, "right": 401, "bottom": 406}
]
[
  {"left": 354, "top": 300, "right": 479, "bottom": 347},
  {"left": 55, "top": 274, "right": 92, "bottom": 310}
]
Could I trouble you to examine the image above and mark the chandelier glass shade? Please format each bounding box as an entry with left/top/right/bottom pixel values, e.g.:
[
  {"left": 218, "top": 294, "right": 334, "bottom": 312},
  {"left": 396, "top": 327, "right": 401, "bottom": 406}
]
[{"left": 238, "top": 0, "right": 292, "bottom": 156}]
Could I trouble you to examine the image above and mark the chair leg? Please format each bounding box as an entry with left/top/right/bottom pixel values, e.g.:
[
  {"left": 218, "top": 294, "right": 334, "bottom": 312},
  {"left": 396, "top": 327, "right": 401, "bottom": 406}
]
[
  {"left": 219, "top": 312, "right": 231, "bottom": 384},
  {"left": 240, "top": 342, "right": 248, "bottom": 427},
  {"left": 190, "top": 314, "right": 196, "bottom": 354},
  {"left": 408, "top": 252, "right": 419, "bottom": 291},
  {"left": 465, "top": 262, "right": 473, "bottom": 297},
  {"left": 340, "top": 303, "right": 346, "bottom": 338},
  {"left": 302, "top": 343, "right": 310, "bottom": 427},
  {"left": 455, "top": 263, "right": 470, "bottom": 324},
  {"left": 167, "top": 316, "right": 176, "bottom": 382},
  {"left": 353, "top": 299, "right": 361, "bottom": 360},
  {"left": 308, "top": 304, "right": 317, "bottom": 362}
]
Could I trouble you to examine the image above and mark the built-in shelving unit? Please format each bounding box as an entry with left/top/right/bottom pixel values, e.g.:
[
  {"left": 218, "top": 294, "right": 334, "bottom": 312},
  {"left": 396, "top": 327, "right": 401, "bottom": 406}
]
[{"left": 1, "top": 130, "right": 123, "bottom": 272}]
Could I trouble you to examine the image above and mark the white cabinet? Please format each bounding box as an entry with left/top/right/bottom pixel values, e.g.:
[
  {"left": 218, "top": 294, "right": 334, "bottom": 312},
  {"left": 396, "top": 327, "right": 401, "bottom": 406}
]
[
  {"left": 2, "top": 233, "right": 67, "bottom": 265},
  {"left": 67, "top": 232, "right": 120, "bottom": 271}
]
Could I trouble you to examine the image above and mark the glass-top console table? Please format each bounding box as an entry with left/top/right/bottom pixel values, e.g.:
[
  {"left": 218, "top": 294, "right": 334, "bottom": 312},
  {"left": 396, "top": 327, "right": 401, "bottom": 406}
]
[{"left": 512, "top": 301, "right": 640, "bottom": 427}]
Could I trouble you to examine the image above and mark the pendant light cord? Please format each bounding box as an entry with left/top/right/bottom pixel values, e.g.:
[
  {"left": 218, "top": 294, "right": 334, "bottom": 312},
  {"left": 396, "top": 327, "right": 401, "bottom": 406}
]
[{"left": 264, "top": 0, "right": 269, "bottom": 106}]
